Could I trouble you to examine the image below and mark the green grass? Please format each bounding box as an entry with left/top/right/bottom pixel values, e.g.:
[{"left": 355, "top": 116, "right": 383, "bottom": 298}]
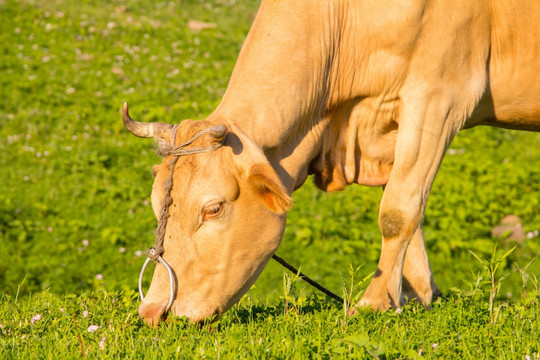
[
  {"left": 1, "top": 288, "right": 539, "bottom": 358},
  {"left": 1, "top": 0, "right": 539, "bottom": 358}
]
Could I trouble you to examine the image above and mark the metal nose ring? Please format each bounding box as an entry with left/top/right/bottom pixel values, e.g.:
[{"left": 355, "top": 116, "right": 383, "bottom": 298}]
[{"left": 138, "top": 253, "right": 175, "bottom": 313}]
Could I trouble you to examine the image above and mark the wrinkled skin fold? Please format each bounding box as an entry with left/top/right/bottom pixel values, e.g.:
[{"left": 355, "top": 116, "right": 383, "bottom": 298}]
[{"left": 122, "top": 0, "right": 540, "bottom": 326}]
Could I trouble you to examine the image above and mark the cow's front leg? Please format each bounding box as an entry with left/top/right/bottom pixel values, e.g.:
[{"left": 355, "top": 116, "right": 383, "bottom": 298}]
[
  {"left": 349, "top": 95, "right": 461, "bottom": 313},
  {"left": 401, "top": 225, "right": 441, "bottom": 306},
  {"left": 353, "top": 189, "right": 424, "bottom": 311}
]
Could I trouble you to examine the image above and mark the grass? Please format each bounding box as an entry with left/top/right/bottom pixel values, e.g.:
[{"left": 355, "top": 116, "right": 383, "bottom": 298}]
[
  {"left": 1, "top": 0, "right": 539, "bottom": 358},
  {"left": 1, "top": 281, "right": 539, "bottom": 358}
]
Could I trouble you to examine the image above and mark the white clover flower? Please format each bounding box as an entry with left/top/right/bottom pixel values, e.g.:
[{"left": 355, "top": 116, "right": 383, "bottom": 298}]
[
  {"left": 87, "top": 325, "right": 99, "bottom": 333},
  {"left": 31, "top": 314, "right": 41, "bottom": 325}
]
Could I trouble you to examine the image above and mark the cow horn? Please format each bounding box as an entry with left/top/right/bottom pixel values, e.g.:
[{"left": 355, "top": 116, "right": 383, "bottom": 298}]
[
  {"left": 122, "top": 103, "right": 174, "bottom": 139},
  {"left": 208, "top": 124, "right": 228, "bottom": 143}
]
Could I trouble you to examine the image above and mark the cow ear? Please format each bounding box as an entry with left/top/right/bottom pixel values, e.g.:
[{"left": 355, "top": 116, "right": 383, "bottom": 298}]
[{"left": 247, "top": 163, "right": 293, "bottom": 214}]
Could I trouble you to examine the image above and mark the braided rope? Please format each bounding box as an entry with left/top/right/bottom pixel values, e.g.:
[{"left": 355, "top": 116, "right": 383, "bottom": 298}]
[{"left": 156, "top": 127, "right": 226, "bottom": 158}]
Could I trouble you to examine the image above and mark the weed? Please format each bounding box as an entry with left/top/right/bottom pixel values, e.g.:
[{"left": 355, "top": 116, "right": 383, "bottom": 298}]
[{"left": 469, "top": 244, "right": 516, "bottom": 324}]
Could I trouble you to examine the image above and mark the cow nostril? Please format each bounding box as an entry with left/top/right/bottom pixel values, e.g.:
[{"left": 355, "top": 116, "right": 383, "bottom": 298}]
[{"left": 139, "top": 301, "right": 169, "bottom": 327}]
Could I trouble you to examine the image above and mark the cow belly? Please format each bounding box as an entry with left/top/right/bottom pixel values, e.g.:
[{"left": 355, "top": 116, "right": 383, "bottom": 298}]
[
  {"left": 467, "top": 82, "right": 540, "bottom": 132},
  {"left": 468, "top": 1, "right": 540, "bottom": 132},
  {"left": 489, "top": 83, "right": 540, "bottom": 131}
]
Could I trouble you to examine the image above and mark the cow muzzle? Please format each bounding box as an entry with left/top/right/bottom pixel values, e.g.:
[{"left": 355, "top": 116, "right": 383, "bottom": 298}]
[
  {"left": 138, "top": 253, "right": 176, "bottom": 325},
  {"left": 139, "top": 297, "right": 222, "bottom": 326},
  {"left": 139, "top": 299, "right": 170, "bottom": 327}
]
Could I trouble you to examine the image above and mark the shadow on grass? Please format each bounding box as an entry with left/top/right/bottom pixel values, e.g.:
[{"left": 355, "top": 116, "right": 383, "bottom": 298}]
[{"left": 227, "top": 295, "right": 343, "bottom": 325}]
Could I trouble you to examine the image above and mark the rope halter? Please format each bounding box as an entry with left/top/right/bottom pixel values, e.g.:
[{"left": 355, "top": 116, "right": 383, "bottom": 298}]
[{"left": 138, "top": 124, "right": 227, "bottom": 313}]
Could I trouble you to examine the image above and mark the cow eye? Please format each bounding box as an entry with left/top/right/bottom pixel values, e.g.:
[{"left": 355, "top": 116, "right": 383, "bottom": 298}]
[{"left": 202, "top": 202, "right": 224, "bottom": 221}]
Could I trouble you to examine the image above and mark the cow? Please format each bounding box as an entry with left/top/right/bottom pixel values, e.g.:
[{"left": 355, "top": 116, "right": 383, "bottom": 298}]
[{"left": 122, "top": 0, "right": 540, "bottom": 326}]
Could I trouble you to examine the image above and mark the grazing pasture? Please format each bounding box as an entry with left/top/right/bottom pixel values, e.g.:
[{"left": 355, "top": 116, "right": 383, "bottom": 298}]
[{"left": 1, "top": 0, "right": 539, "bottom": 358}]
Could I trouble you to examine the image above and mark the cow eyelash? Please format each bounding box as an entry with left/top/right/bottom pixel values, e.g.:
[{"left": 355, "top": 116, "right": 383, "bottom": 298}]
[{"left": 202, "top": 202, "right": 224, "bottom": 222}]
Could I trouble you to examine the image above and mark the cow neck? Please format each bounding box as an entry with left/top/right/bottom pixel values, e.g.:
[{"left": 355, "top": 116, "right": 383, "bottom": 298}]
[{"left": 210, "top": 109, "right": 327, "bottom": 194}]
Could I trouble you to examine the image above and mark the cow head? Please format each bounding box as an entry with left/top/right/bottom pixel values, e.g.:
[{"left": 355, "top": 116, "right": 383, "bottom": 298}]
[{"left": 122, "top": 104, "right": 292, "bottom": 326}]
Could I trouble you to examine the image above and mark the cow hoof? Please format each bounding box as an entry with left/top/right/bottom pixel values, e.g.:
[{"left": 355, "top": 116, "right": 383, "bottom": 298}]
[
  {"left": 347, "top": 296, "right": 394, "bottom": 316},
  {"left": 401, "top": 283, "right": 442, "bottom": 308},
  {"left": 347, "top": 304, "right": 400, "bottom": 316}
]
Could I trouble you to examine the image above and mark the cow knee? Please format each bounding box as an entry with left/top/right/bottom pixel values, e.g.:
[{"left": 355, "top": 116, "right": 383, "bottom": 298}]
[
  {"left": 379, "top": 208, "right": 406, "bottom": 239},
  {"left": 379, "top": 208, "right": 419, "bottom": 240}
]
